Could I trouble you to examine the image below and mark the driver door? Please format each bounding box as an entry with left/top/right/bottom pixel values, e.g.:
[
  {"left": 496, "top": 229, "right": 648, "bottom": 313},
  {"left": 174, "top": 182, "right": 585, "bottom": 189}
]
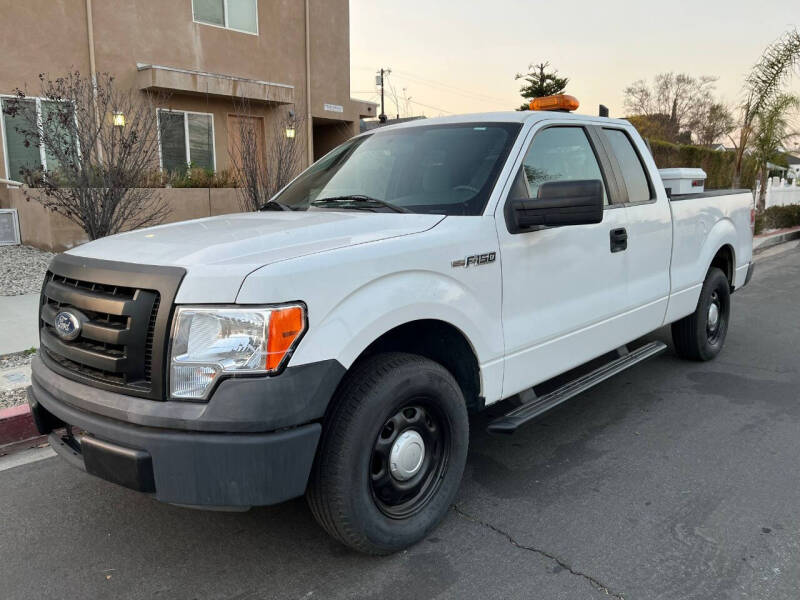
[{"left": 496, "top": 123, "right": 631, "bottom": 399}]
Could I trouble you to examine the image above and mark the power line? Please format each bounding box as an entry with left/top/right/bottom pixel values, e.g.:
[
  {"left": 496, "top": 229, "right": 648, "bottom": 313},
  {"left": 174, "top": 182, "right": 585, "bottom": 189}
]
[
  {"left": 391, "top": 69, "right": 510, "bottom": 105},
  {"left": 408, "top": 99, "right": 453, "bottom": 115}
]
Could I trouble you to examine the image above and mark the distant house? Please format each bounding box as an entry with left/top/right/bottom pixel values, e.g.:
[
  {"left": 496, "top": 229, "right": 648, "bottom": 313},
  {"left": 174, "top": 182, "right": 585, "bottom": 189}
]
[
  {"left": 785, "top": 154, "right": 800, "bottom": 180},
  {"left": 705, "top": 143, "right": 727, "bottom": 152}
]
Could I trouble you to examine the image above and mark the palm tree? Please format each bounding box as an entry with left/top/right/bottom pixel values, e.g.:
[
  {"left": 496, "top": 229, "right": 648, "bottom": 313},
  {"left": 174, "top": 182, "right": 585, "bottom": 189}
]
[
  {"left": 752, "top": 94, "right": 799, "bottom": 209},
  {"left": 731, "top": 30, "right": 800, "bottom": 188}
]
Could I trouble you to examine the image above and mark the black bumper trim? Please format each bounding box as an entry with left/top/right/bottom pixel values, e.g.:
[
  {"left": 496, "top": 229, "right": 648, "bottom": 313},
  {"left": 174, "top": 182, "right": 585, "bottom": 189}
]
[
  {"left": 30, "top": 385, "right": 321, "bottom": 507},
  {"left": 744, "top": 262, "right": 755, "bottom": 287},
  {"left": 30, "top": 353, "right": 345, "bottom": 433}
]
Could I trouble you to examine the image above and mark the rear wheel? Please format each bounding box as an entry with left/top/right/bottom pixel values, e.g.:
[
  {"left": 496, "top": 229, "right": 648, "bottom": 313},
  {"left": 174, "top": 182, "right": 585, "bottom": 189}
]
[
  {"left": 672, "top": 267, "right": 731, "bottom": 361},
  {"left": 307, "top": 352, "right": 468, "bottom": 555}
]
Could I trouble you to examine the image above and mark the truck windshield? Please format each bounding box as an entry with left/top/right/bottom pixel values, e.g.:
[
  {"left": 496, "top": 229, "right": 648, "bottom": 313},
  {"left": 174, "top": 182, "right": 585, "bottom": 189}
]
[{"left": 273, "top": 122, "right": 521, "bottom": 216}]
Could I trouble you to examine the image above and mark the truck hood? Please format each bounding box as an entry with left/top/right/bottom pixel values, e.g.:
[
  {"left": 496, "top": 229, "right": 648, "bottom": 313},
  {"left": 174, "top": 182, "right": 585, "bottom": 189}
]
[{"left": 67, "top": 211, "right": 445, "bottom": 302}]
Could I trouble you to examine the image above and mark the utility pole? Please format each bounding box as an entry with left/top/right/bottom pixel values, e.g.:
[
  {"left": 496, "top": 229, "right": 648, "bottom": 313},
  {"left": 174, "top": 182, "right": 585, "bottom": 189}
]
[{"left": 376, "top": 68, "right": 390, "bottom": 123}]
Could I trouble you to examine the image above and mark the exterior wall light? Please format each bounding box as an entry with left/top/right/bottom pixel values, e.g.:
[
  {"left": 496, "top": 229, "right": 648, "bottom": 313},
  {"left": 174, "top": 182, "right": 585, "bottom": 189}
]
[
  {"left": 285, "top": 127, "right": 296, "bottom": 139},
  {"left": 112, "top": 111, "right": 126, "bottom": 127}
]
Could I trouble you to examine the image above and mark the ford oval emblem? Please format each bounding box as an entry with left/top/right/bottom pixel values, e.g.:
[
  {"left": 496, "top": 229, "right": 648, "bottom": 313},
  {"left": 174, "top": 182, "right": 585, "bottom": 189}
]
[{"left": 54, "top": 310, "right": 82, "bottom": 341}]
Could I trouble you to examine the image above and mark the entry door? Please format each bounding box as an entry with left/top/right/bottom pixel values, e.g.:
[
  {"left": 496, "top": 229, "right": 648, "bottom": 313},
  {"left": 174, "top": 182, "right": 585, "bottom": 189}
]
[
  {"left": 496, "top": 124, "right": 631, "bottom": 399},
  {"left": 227, "top": 114, "right": 266, "bottom": 174}
]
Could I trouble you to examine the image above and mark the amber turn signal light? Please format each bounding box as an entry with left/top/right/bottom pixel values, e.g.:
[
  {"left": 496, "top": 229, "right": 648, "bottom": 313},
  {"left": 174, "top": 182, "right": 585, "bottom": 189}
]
[
  {"left": 529, "top": 94, "right": 580, "bottom": 112},
  {"left": 266, "top": 305, "right": 306, "bottom": 371}
]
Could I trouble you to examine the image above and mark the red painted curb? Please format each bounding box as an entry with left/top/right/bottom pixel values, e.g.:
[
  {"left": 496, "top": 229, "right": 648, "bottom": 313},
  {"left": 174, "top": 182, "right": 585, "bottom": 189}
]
[{"left": 0, "top": 403, "right": 39, "bottom": 446}]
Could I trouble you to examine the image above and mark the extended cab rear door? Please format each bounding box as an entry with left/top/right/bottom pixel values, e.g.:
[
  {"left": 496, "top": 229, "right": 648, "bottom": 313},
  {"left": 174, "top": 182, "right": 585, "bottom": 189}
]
[
  {"left": 494, "top": 121, "right": 631, "bottom": 399},
  {"left": 595, "top": 126, "right": 672, "bottom": 333}
]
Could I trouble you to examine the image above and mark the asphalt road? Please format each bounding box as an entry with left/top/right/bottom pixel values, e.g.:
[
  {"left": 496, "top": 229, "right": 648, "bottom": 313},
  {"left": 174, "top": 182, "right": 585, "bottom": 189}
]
[{"left": 2, "top": 244, "right": 799, "bottom": 600}]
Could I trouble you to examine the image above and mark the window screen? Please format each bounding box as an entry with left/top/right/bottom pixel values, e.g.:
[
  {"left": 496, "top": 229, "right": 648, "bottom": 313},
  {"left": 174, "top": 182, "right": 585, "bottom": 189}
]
[
  {"left": 194, "top": 0, "right": 257, "bottom": 33},
  {"left": 520, "top": 126, "right": 607, "bottom": 205},
  {"left": 227, "top": 0, "right": 258, "bottom": 33},
  {"left": 603, "top": 128, "right": 652, "bottom": 203},
  {"left": 159, "top": 111, "right": 188, "bottom": 173},
  {"left": 193, "top": 0, "right": 224, "bottom": 26},
  {"left": 188, "top": 113, "right": 214, "bottom": 170},
  {"left": 2, "top": 99, "right": 42, "bottom": 180},
  {"left": 40, "top": 100, "right": 76, "bottom": 173},
  {"left": 159, "top": 110, "right": 214, "bottom": 173}
]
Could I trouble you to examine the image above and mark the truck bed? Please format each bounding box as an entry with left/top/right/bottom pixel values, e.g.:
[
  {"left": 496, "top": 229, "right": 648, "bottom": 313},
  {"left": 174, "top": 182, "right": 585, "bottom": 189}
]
[
  {"left": 664, "top": 189, "right": 754, "bottom": 324},
  {"left": 670, "top": 189, "right": 753, "bottom": 201}
]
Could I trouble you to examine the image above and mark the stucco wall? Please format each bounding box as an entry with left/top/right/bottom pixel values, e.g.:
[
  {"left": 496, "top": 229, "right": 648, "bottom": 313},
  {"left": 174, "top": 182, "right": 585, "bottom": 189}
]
[
  {"left": 0, "top": 0, "right": 369, "bottom": 180},
  {"left": 0, "top": 187, "right": 244, "bottom": 252}
]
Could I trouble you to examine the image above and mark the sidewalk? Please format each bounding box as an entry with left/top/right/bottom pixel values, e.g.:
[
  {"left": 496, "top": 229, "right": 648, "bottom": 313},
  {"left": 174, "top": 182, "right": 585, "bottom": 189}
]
[
  {"left": 0, "top": 293, "right": 39, "bottom": 355},
  {"left": 753, "top": 225, "right": 800, "bottom": 253}
]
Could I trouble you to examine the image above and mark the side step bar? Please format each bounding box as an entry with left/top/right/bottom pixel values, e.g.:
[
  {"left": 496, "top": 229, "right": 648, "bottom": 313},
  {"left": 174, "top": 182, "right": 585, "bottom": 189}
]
[{"left": 487, "top": 341, "right": 667, "bottom": 435}]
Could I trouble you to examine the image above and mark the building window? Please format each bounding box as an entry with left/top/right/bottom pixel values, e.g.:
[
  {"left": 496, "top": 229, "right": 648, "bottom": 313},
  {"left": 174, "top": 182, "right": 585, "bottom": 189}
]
[
  {"left": 158, "top": 109, "right": 215, "bottom": 173},
  {"left": 1, "top": 97, "right": 75, "bottom": 182},
  {"left": 192, "top": 0, "right": 258, "bottom": 34}
]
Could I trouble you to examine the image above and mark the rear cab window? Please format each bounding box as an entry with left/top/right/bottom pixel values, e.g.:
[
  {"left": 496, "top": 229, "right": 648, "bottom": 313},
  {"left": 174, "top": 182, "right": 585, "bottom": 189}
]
[{"left": 602, "top": 128, "right": 654, "bottom": 204}]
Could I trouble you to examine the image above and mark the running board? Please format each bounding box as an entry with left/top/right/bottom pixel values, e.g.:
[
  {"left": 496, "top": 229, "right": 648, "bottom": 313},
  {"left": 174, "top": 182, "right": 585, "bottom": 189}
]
[{"left": 487, "top": 341, "right": 667, "bottom": 435}]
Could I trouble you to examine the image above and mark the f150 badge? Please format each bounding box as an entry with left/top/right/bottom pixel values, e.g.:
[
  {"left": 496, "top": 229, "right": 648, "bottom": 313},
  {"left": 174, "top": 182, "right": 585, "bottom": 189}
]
[{"left": 452, "top": 252, "right": 496, "bottom": 268}]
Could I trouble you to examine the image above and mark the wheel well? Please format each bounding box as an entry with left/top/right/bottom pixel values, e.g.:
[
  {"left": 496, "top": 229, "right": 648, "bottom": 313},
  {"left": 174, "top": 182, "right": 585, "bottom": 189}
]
[
  {"left": 710, "top": 245, "right": 735, "bottom": 289},
  {"left": 353, "top": 320, "right": 482, "bottom": 412}
]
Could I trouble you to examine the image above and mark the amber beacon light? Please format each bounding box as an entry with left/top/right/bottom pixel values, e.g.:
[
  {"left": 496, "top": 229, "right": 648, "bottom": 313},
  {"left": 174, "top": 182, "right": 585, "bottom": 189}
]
[{"left": 529, "top": 94, "right": 580, "bottom": 112}]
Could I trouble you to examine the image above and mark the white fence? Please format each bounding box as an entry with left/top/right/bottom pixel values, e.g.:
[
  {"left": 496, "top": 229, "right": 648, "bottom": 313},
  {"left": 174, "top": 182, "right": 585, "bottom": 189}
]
[{"left": 762, "top": 178, "right": 800, "bottom": 208}]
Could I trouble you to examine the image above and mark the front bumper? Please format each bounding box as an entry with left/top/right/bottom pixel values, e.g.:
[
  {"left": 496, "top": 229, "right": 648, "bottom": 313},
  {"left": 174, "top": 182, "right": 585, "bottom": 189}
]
[{"left": 27, "top": 356, "right": 334, "bottom": 508}]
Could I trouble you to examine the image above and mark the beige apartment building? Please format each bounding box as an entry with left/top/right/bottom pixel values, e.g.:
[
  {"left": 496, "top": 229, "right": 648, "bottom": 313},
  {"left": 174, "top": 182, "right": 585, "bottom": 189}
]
[{"left": 0, "top": 0, "right": 377, "bottom": 183}]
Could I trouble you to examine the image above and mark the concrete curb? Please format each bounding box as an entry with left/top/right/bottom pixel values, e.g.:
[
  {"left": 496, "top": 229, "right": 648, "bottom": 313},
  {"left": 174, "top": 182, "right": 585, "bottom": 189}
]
[
  {"left": 753, "top": 229, "right": 800, "bottom": 254},
  {"left": 0, "top": 402, "right": 39, "bottom": 447}
]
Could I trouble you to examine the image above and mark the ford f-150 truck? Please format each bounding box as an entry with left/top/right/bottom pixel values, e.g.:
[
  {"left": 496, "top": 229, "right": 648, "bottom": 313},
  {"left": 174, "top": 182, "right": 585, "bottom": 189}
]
[{"left": 28, "top": 95, "right": 754, "bottom": 554}]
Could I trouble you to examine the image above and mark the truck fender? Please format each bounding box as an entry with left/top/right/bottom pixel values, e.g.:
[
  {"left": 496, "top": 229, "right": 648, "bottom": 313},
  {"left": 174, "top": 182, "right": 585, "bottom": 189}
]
[
  {"left": 289, "top": 270, "right": 503, "bottom": 401},
  {"left": 665, "top": 217, "right": 737, "bottom": 324}
]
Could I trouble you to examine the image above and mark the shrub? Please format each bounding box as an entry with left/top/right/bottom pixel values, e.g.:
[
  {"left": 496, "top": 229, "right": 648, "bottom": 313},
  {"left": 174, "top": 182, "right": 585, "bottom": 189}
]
[
  {"left": 647, "top": 139, "right": 759, "bottom": 190},
  {"left": 165, "top": 167, "right": 239, "bottom": 188},
  {"left": 754, "top": 205, "right": 800, "bottom": 235}
]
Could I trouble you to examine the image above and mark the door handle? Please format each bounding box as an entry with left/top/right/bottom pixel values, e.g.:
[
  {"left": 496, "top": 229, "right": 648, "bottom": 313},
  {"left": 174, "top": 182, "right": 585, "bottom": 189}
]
[{"left": 610, "top": 227, "right": 628, "bottom": 253}]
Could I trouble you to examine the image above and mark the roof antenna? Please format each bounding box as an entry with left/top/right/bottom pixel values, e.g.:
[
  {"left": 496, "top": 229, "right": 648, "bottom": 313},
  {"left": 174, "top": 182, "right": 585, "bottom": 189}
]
[{"left": 599, "top": 104, "right": 609, "bottom": 118}]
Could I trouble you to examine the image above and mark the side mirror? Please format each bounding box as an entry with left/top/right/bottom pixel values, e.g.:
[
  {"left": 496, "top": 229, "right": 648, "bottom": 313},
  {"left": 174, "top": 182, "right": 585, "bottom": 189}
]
[{"left": 507, "top": 179, "right": 604, "bottom": 233}]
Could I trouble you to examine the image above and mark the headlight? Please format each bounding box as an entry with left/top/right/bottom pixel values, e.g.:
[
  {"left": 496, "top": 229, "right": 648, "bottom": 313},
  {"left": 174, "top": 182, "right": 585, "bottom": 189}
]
[{"left": 169, "top": 305, "right": 306, "bottom": 400}]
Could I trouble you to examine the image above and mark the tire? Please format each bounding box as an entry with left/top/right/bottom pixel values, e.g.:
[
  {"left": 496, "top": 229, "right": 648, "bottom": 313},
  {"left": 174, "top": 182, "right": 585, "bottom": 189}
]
[
  {"left": 671, "top": 267, "right": 731, "bottom": 361},
  {"left": 306, "top": 352, "right": 469, "bottom": 555}
]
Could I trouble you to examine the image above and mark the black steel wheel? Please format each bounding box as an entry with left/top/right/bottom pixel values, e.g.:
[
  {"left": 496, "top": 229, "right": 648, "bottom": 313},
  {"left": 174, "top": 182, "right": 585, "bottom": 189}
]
[
  {"left": 370, "top": 401, "right": 450, "bottom": 519},
  {"left": 307, "top": 352, "right": 469, "bottom": 555},
  {"left": 672, "top": 267, "right": 731, "bottom": 361}
]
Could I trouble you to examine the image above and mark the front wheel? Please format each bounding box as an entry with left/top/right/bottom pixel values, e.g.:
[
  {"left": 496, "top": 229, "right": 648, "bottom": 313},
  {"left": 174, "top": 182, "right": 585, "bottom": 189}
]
[
  {"left": 307, "top": 352, "right": 469, "bottom": 554},
  {"left": 671, "top": 267, "right": 731, "bottom": 361}
]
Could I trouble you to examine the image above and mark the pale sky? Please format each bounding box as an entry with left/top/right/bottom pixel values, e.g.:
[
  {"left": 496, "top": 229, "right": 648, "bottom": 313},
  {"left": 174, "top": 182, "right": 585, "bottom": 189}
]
[{"left": 350, "top": 0, "right": 799, "bottom": 121}]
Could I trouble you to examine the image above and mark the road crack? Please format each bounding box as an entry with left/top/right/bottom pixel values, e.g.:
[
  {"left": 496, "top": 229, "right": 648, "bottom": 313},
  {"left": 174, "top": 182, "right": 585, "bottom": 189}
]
[{"left": 452, "top": 504, "right": 626, "bottom": 599}]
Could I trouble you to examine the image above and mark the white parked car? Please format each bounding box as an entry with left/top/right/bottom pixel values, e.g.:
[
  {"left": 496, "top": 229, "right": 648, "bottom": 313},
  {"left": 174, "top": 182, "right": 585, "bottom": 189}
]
[{"left": 28, "top": 96, "right": 754, "bottom": 554}]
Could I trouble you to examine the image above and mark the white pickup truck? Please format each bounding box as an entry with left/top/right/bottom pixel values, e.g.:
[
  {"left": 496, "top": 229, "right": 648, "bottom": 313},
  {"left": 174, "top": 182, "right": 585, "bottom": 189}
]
[{"left": 28, "top": 97, "right": 754, "bottom": 554}]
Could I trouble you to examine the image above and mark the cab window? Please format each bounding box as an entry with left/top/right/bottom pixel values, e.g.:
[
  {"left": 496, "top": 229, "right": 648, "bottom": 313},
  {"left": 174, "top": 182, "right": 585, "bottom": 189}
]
[
  {"left": 518, "top": 126, "right": 608, "bottom": 205},
  {"left": 603, "top": 128, "right": 653, "bottom": 203}
]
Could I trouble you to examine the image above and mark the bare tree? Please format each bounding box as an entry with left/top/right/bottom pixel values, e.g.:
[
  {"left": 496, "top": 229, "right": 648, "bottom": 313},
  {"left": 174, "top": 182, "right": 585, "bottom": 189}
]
[
  {"left": 624, "top": 73, "right": 718, "bottom": 143},
  {"left": 694, "top": 103, "right": 736, "bottom": 147},
  {"left": 3, "top": 72, "right": 168, "bottom": 239},
  {"left": 731, "top": 30, "right": 800, "bottom": 188},
  {"left": 229, "top": 99, "right": 306, "bottom": 211}
]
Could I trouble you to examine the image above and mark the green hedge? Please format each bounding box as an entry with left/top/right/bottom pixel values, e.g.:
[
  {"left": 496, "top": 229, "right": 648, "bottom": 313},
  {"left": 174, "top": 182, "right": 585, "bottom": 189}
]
[
  {"left": 647, "top": 139, "right": 759, "bottom": 190},
  {"left": 754, "top": 205, "right": 800, "bottom": 235}
]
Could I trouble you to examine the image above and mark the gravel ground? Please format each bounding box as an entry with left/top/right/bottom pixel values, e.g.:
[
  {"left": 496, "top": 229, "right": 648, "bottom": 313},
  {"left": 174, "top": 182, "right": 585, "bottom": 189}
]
[
  {"left": 0, "top": 245, "right": 54, "bottom": 296},
  {"left": 0, "top": 350, "right": 34, "bottom": 410}
]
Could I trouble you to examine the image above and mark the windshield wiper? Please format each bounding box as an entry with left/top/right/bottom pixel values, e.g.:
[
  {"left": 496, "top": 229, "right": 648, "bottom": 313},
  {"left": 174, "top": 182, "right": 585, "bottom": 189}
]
[
  {"left": 259, "top": 200, "right": 292, "bottom": 212},
  {"left": 311, "top": 195, "right": 411, "bottom": 213}
]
